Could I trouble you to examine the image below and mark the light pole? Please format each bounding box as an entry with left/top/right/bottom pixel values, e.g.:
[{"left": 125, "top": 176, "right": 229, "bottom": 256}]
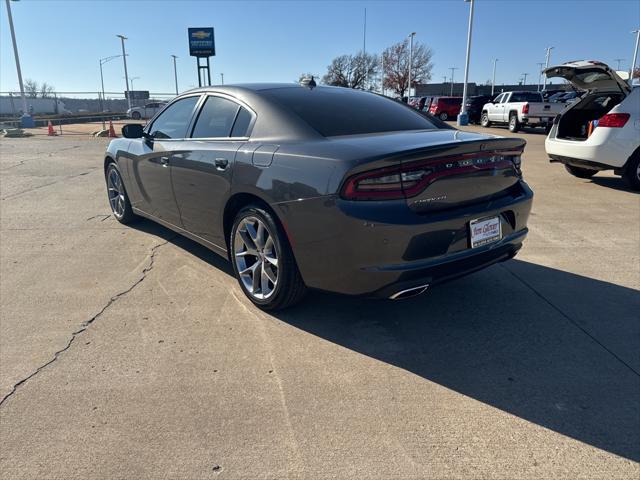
[
  {"left": 124, "top": 76, "right": 140, "bottom": 90},
  {"left": 491, "top": 58, "right": 498, "bottom": 96},
  {"left": 521, "top": 73, "right": 528, "bottom": 85},
  {"left": 5, "top": 0, "right": 33, "bottom": 127},
  {"left": 536, "top": 62, "right": 544, "bottom": 91},
  {"left": 407, "top": 32, "right": 416, "bottom": 100},
  {"left": 631, "top": 29, "right": 640, "bottom": 84},
  {"left": 171, "top": 55, "right": 179, "bottom": 94},
  {"left": 99, "top": 54, "right": 125, "bottom": 111},
  {"left": 449, "top": 67, "right": 458, "bottom": 95},
  {"left": 458, "top": 0, "right": 475, "bottom": 126},
  {"left": 117, "top": 34, "right": 131, "bottom": 109},
  {"left": 543, "top": 46, "right": 554, "bottom": 90},
  {"left": 220, "top": 73, "right": 224, "bottom": 85},
  {"left": 614, "top": 58, "right": 624, "bottom": 71}
]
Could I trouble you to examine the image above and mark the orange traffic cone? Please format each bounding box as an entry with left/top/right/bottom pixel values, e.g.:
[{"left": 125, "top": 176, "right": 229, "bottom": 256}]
[
  {"left": 108, "top": 120, "right": 117, "bottom": 138},
  {"left": 47, "top": 120, "right": 57, "bottom": 136}
]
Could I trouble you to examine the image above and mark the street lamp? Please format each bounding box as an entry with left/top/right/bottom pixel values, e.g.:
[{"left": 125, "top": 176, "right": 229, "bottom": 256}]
[
  {"left": 521, "top": 73, "right": 528, "bottom": 85},
  {"left": 116, "top": 34, "right": 132, "bottom": 109},
  {"left": 220, "top": 72, "right": 224, "bottom": 85},
  {"left": 171, "top": 55, "right": 179, "bottom": 94},
  {"left": 124, "top": 76, "right": 140, "bottom": 90},
  {"left": 458, "top": 0, "right": 475, "bottom": 126},
  {"left": 543, "top": 46, "right": 554, "bottom": 90},
  {"left": 4, "top": 0, "right": 33, "bottom": 127},
  {"left": 631, "top": 29, "right": 640, "bottom": 85},
  {"left": 449, "top": 67, "right": 458, "bottom": 96},
  {"left": 99, "top": 54, "right": 125, "bottom": 111},
  {"left": 614, "top": 58, "right": 624, "bottom": 71},
  {"left": 536, "top": 62, "right": 544, "bottom": 91},
  {"left": 491, "top": 58, "right": 498, "bottom": 96},
  {"left": 407, "top": 32, "right": 416, "bottom": 100}
]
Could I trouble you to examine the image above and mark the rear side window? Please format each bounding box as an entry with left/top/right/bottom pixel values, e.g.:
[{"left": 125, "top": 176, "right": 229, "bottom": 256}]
[
  {"left": 231, "top": 107, "right": 253, "bottom": 137},
  {"left": 261, "top": 87, "right": 438, "bottom": 137},
  {"left": 149, "top": 96, "right": 199, "bottom": 139},
  {"left": 510, "top": 92, "right": 542, "bottom": 102},
  {"left": 192, "top": 96, "right": 241, "bottom": 138}
]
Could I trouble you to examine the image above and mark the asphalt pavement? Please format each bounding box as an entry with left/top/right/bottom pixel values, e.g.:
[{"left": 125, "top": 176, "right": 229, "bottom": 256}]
[{"left": 0, "top": 125, "right": 638, "bottom": 479}]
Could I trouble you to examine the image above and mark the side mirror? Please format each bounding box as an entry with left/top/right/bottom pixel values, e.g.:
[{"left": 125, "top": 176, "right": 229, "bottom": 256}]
[{"left": 122, "top": 123, "right": 144, "bottom": 139}]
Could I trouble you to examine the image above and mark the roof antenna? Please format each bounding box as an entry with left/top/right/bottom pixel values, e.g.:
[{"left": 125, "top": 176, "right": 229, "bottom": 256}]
[{"left": 301, "top": 75, "right": 316, "bottom": 89}]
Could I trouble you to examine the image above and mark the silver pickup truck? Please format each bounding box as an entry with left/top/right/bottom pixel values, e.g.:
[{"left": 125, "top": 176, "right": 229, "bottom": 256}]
[{"left": 480, "top": 91, "right": 569, "bottom": 132}]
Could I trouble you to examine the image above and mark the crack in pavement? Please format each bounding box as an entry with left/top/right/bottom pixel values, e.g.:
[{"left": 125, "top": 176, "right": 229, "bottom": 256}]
[
  {"left": 0, "top": 239, "right": 173, "bottom": 408},
  {"left": 500, "top": 263, "right": 640, "bottom": 378},
  {"left": 1, "top": 167, "right": 100, "bottom": 201}
]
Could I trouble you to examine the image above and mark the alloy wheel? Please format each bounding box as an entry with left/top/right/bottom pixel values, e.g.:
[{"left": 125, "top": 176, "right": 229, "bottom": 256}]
[
  {"left": 107, "top": 168, "right": 126, "bottom": 219},
  {"left": 233, "top": 216, "right": 279, "bottom": 300}
]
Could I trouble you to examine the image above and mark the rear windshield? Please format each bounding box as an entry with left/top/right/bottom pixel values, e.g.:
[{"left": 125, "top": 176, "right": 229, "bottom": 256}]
[
  {"left": 261, "top": 87, "right": 438, "bottom": 137},
  {"left": 510, "top": 92, "right": 543, "bottom": 102}
]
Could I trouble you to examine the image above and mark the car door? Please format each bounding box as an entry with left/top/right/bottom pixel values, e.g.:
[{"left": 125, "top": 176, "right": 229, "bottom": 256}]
[
  {"left": 170, "top": 94, "right": 255, "bottom": 249},
  {"left": 498, "top": 93, "right": 510, "bottom": 122},
  {"left": 125, "top": 95, "right": 201, "bottom": 225},
  {"left": 487, "top": 94, "right": 503, "bottom": 121}
]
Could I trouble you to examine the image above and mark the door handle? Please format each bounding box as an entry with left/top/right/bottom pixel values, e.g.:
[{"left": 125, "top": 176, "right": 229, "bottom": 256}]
[
  {"left": 214, "top": 158, "right": 229, "bottom": 170},
  {"left": 160, "top": 156, "right": 169, "bottom": 166}
]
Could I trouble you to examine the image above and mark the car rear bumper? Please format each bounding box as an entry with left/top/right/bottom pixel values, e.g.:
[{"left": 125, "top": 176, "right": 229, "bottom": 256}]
[
  {"left": 275, "top": 180, "right": 533, "bottom": 297},
  {"left": 545, "top": 128, "right": 631, "bottom": 169}
]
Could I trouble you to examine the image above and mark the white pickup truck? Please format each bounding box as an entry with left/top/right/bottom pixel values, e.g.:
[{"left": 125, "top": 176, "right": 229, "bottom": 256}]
[{"left": 480, "top": 91, "right": 569, "bottom": 133}]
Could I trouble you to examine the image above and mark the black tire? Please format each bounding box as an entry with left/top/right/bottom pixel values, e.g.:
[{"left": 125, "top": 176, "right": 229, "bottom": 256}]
[
  {"left": 564, "top": 164, "right": 597, "bottom": 179},
  {"left": 622, "top": 153, "right": 640, "bottom": 191},
  {"left": 439, "top": 112, "right": 448, "bottom": 121},
  {"left": 132, "top": 111, "right": 141, "bottom": 120},
  {"left": 508, "top": 113, "right": 520, "bottom": 133},
  {"left": 230, "top": 205, "right": 306, "bottom": 310},
  {"left": 480, "top": 112, "right": 491, "bottom": 127},
  {"left": 105, "top": 163, "right": 138, "bottom": 224}
]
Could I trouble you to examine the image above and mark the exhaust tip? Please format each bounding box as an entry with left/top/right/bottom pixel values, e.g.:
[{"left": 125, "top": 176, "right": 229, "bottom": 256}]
[{"left": 389, "top": 284, "right": 429, "bottom": 300}]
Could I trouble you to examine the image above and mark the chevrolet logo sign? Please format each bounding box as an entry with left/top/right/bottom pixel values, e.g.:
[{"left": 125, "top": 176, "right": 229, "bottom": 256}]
[{"left": 192, "top": 31, "right": 211, "bottom": 39}]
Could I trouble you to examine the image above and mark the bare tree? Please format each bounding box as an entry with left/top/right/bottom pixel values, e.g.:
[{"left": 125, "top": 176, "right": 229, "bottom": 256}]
[
  {"left": 40, "top": 82, "right": 55, "bottom": 98},
  {"left": 382, "top": 40, "right": 433, "bottom": 97},
  {"left": 322, "top": 52, "right": 379, "bottom": 90},
  {"left": 24, "top": 79, "right": 39, "bottom": 98}
]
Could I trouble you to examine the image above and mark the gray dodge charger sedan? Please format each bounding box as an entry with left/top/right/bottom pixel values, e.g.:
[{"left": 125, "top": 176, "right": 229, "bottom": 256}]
[{"left": 104, "top": 84, "right": 533, "bottom": 310}]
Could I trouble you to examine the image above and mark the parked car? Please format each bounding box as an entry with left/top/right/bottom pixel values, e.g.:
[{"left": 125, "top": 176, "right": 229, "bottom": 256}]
[
  {"left": 464, "top": 95, "right": 495, "bottom": 124},
  {"left": 544, "top": 60, "right": 639, "bottom": 190},
  {"left": 127, "top": 102, "right": 167, "bottom": 120},
  {"left": 409, "top": 96, "right": 435, "bottom": 111},
  {"left": 105, "top": 84, "right": 533, "bottom": 310},
  {"left": 541, "top": 89, "right": 566, "bottom": 100},
  {"left": 428, "top": 96, "right": 462, "bottom": 120},
  {"left": 480, "top": 91, "right": 567, "bottom": 132}
]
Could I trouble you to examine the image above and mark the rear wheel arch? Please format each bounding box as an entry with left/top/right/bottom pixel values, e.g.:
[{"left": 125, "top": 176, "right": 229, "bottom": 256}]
[
  {"left": 104, "top": 155, "right": 115, "bottom": 174},
  {"left": 223, "top": 192, "right": 289, "bottom": 254}
]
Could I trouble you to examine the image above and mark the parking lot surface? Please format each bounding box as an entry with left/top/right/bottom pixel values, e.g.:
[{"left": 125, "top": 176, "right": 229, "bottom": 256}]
[{"left": 0, "top": 126, "right": 638, "bottom": 479}]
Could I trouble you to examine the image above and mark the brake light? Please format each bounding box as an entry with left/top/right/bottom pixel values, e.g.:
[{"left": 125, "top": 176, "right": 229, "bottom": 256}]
[
  {"left": 598, "top": 113, "right": 630, "bottom": 128},
  {"left": 522, "top": 103, "right": 529, "bottom": 114},
  {"left": 341, "top": 151, "right": 522, "bottom": 201}
]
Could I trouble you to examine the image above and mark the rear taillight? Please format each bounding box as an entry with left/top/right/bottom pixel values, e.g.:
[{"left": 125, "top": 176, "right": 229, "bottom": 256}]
[
  {"left": 340, "top": 151, "right": 522, "bottom": 201},
  {"left": 341, "top": 164, "right": 433, "bottom": 200},
  {"left": 598, "top": 113, "right": 630, "bottom": 128},
  {"left": 522, "top": 103, "right": 529, "bottom": 114}
]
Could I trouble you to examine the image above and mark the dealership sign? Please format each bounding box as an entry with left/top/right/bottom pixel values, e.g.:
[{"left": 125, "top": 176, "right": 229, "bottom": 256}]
[{"left": 188, "top": 28, "right": 215, "bottom": 57}]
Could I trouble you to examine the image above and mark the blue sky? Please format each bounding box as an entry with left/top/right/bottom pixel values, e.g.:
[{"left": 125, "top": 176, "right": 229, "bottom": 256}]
[{"left": 1, "top": 0, "right": 639, "bottom": 95}]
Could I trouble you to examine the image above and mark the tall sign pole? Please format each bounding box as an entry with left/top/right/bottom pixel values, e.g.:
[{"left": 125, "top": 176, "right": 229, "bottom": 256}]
[
  {"left": 117, "top": 35, "right": 131, "bottom": 109},
  {"left": 171, "top": 55, "right": 179, "bottom": 94},
  {"left": 631, "top": 29, "right": 640, "bottom": 84},
  {"left": 543, "top": 46, "right": 554, "bottom": 90},
  {"left": 491, "top": 58, "right": 498, "bottom": 96},
  {"left": 458, "top": 0, "right": 475, "bottom": 126},
  {"left": 407, "top": 32, "right": 416, "bottom": 100},
  {"left": 189, "top": 28, "right": 215, "bottom": 87},
  {"left": 5, "top": 0, "right": 33, "bottom": 127}
]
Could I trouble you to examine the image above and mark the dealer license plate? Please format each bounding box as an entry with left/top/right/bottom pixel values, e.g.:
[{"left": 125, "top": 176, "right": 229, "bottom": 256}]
[{"left": 470, "top": 216, "right": 502, "bottom": 248}]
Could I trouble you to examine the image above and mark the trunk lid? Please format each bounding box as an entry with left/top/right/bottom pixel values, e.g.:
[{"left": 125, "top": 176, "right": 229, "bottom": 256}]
[
  {"left": 335, "top": 130, "right": 525, "bottom": 213},
  {"left": 543, "top": 61, "right": 631, "bottom": 96}
]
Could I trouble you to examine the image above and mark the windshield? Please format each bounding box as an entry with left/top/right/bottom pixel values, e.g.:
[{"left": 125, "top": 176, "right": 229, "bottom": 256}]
[{"left": 261, "top": 87, "right": 439, "bottom": 137}]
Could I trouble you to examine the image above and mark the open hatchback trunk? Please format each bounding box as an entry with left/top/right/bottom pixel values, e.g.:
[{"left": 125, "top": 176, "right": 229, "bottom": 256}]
[{"left": 544, "top": 61, "right": 632, "bottom": 141}]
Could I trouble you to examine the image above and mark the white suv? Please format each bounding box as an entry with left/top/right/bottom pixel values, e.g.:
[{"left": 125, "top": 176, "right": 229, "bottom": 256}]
[{"left": 544, "top": 61, "right": 639, "bottom": 190}]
